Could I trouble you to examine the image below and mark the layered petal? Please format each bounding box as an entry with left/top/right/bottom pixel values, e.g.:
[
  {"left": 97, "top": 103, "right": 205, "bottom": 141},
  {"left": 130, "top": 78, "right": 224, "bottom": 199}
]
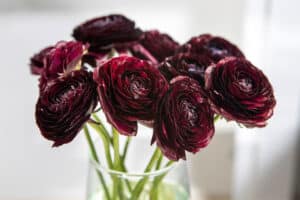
[
  {"left": 39, "top": 41, "right": 86, "bottom": 90},
  {"left": 178, "top": 34, "right": 244, "bottom": 62},
  {"left": 73, "top": 14, "right": 142, "bottom": 48},
  {"left": 205, "top": 57, "right": 276, "bottom": 127},
  {"left": 139, "top": 30, "right": 179, "bottom": 62},
  {"left": 159, "top": 53, "right": 214, "bottom": 86},
  {"left": 29, "top": 46, "right": 54, "bottom": 75},
  {"left": 35, "top": 70, "right": 98, "bottom": 146},
  {"left": 93, "top": 56, "right": 169, "bottom": 136},
  {"left": 153, "top": 76, "right": 214, "bottom": 161}
]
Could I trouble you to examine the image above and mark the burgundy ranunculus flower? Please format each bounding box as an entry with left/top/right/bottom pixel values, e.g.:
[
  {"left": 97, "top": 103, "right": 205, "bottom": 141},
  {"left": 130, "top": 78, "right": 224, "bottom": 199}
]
[
  {"left": 36, "top": 70, "right": 98, "bottom": 147},
  {"left": 40, "top": 41, "right": 86, "bottom": 89},
  {"left": 43, "top": 41, "right": 86, "bottom": 79},
  {"left": 178, "top": 34, "right": 244, "bottom": 62},
  {"left": 205, "top": 57, "right": 276, "bottom": 127},
  {"left": 153, "top": 76, "right": 215, "bottom": 161},
  {"left": 29, "top": 46, "right": 54, "bottom": 75},
  {"left": 72, "top": 14, "right": 142, "bottom": 48},
  {"left": 139, "top": 30, "right": 179, "bottom": 62},
  {"left": 93, "top": 56, "right": 169, "bottom": 136},
  {"left": 158, "top": 53, "right": 214, "bottom": 86}
]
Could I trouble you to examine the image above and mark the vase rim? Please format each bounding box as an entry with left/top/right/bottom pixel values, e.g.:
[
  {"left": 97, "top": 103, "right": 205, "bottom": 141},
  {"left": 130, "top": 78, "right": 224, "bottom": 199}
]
[{"left": 89, "top": 154, "right": 178, "bottom": 178}]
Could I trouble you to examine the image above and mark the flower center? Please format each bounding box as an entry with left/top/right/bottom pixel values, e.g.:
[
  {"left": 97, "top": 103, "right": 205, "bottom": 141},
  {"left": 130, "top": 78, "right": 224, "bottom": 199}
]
[
  {"left": 127, "top": 73, "right": 150, "bottom": 99},
  {"left": 180, "top": 99, "right": 198, "bottom": 127},
  {"left": 238, "top": 77, "right": 253, "bottom": 92},
  {"left": 55, "top": 83, "right": 79, "bottom": 102}
]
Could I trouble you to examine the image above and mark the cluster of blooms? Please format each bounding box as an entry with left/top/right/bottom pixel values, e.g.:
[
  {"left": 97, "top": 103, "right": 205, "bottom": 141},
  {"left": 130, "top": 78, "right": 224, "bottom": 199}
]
[{"left": 30, "top": 14, "right": 276, "bottom": 161}]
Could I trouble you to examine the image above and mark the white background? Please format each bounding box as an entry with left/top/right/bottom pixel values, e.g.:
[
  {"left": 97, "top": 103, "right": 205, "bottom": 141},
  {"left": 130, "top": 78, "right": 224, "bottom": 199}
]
[{"left": 0, "top": 0, "right": 299, "bottom": 200}]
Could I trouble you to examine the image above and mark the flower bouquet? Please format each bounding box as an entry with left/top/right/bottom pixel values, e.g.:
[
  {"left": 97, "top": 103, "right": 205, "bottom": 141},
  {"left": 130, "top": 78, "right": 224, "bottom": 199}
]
[{"left": 29, "top": 14, "right": 276, "bottom": 200}]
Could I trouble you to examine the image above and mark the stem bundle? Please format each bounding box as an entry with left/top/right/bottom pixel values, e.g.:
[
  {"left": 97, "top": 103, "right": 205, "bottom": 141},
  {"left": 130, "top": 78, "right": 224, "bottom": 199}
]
[{"left": 85, "top": 114, "right": 173, "bottom": 200}]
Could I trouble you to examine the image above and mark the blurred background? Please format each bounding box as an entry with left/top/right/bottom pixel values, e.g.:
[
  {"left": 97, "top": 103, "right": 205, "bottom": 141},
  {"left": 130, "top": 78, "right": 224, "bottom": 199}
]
[{"left": 0, "top": 0, "right": 299, "bottom": 199}]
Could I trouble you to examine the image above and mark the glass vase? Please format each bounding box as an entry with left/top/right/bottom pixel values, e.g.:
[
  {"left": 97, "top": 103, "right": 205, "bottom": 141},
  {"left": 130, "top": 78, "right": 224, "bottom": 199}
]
[{"left": 86, "top": 130, "right": 190, "bottom": 200}]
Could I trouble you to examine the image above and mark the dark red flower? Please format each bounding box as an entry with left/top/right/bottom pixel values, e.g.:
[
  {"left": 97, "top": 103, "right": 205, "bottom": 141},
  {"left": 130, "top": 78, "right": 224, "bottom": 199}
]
[
  {"left": 153, "top": 76, "right": 214, "bottom": 161},
  {"left": 72, "top": 14, "right": 142, "bottom": 48},
  {"left": 205, "top": 57, "right": 276, "bottom": 127},
  {"left": 158, "top": 53, "right": 214, "bottom": 86},
  {"left": 36, "top": 70, "right": 98, "bottom": 147},
  {"left": 139, "top": 30, "right": 179, "bottom": 62},
  {"left": 29, "top": 46, "right": 54, "bottom": 75},
  {"left": 40, "top": 41, "right": 86, "bottom": 90},
  {"left": 178, "top": 34, "right": 244, "bottom": 62},
  {"left": 93, "top": 56, "right": 168, "bottom": 136}
]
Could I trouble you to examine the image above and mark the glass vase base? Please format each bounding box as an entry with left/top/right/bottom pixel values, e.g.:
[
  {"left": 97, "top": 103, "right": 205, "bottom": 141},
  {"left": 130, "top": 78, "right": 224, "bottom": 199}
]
[{"left": 88, "top": 181, "right": 189, "bottom": 200}]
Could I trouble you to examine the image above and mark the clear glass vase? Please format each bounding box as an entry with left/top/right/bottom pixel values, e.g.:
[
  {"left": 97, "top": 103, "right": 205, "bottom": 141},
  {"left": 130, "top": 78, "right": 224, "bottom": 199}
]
[{"left": 86, "top": 130, "right": 190, "bottom": 200}]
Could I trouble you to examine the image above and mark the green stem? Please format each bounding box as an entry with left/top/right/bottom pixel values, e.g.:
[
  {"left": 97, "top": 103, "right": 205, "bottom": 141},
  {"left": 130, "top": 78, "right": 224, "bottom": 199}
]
[
  {"left": 92, "top": 113, "right": 113, "bottom": 144},
  {"left": 112, "top": 127, "right": 123, "bottom": 200},
  {"left": 214, "top": 114, "right": 220, "bottom": 122},
  {"left": 150, "top": 161, "right": 174, "bottom": 200},
  {"left": 83, "top": 125, "right": 111, "bottom": 200},
  {"left": 114, "top": 129, "right": 133, "bottom": 193},
  {"left": 112, "top": 127, "right": 121, "bottom": 170},
  {"left": 119, "top": 137, "right": 131, "bottom": 174},
  {"left": 112, "top": 176, "right": 118, "bottom": 200},
  {"left": 123, "top": 173, "right": 133, "bottom": 193},
  {"left": 92, "top": 115, "right": 133, "bottom": 193},
  {"left": 155, "top": 153, "right": 163, "bottom": 170},
  {"left": 130, "top": 148, "right": 161, "bottom": 200},
  {"left": 117, "top": 182, "right": 125, "bottom": 200},
  {"left": 144, "top": 148, "right": 161, "bottom": 172},
  {"left": 121, "top": 137, "right": 131, "bottom": 163},
  {"left": 88, "top": 121, "right": 114, "bottom": 169},
  {"left": 91, "top": 112, "right": 133, "bottom": 196}
]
